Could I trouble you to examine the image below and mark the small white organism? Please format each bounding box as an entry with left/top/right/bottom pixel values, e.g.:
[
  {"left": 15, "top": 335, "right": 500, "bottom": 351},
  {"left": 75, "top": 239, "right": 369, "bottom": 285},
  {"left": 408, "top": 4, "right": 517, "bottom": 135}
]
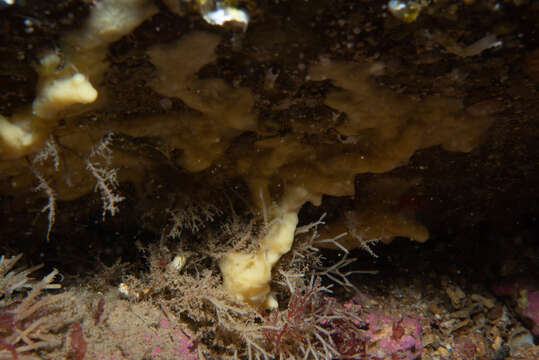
[{"left": 201, "top": 1, "right": 249, "bottom": 30}]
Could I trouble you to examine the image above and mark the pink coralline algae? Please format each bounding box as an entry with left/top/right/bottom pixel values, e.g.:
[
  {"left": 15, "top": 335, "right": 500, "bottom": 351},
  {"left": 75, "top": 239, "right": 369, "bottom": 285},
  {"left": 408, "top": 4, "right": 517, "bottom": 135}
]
[
  {"left": 362, "top": 313, "right": 423, "bottom": 360},
  {"left": 149, "top": 318, "right": 197, "bottom": 360},
  {"left": 523, "top": 291, "right": 539, "bottom": 336},
  {"left": 493, "top": 280, "right": 539, "bottom": 336}
]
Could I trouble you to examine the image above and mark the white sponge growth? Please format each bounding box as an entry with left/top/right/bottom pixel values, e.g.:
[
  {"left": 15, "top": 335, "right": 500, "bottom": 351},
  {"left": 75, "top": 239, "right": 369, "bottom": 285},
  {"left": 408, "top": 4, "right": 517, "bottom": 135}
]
[
  {"left": 219, "top": 186, "right": 318, "bottom": 308},
  {"left": 33, "top": 74, "right": 98, "bottom": 119},
  {"left": 0, "top": 116, "right": 35, "bottom": 155}
]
